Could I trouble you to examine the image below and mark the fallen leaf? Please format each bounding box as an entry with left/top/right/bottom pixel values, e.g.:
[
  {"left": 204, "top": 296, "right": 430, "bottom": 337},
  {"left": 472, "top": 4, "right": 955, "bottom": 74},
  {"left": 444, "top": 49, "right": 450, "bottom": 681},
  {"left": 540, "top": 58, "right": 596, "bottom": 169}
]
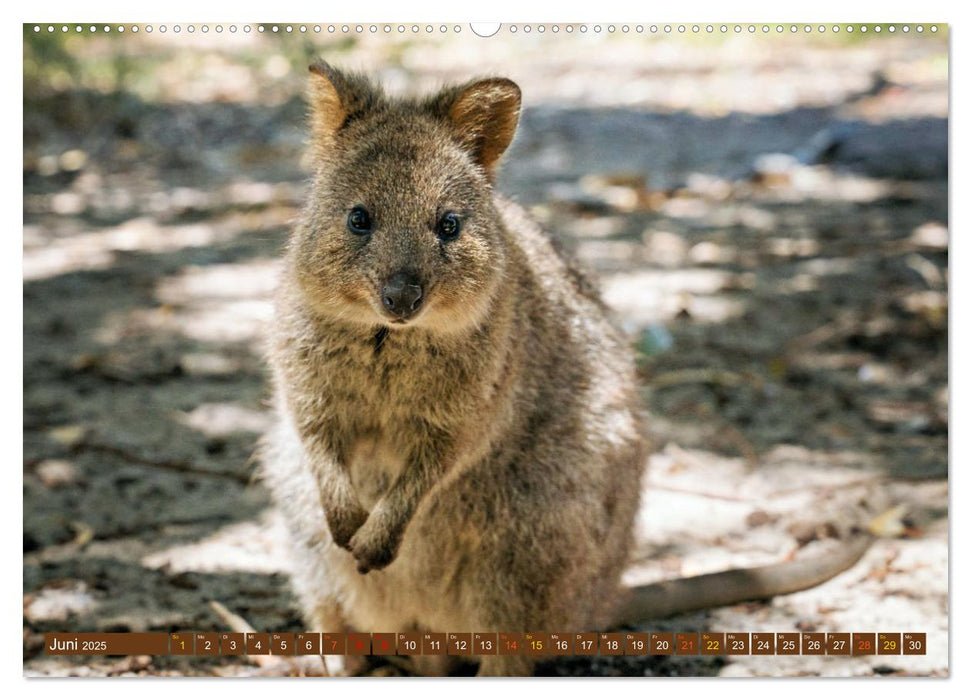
[
  {"left": 48, "top": 425, "right": 87, "bottom": 448},
  {"left": 70, "top": 521, "right": 95, "bottom": 547},
  {"left": 868, "top": 505, "right": 909, "bottom": 538}
]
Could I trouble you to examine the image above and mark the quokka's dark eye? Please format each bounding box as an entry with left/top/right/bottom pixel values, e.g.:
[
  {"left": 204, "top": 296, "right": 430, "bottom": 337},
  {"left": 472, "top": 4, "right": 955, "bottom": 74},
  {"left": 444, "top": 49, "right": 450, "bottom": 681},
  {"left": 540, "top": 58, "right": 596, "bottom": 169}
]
[
  {"left": 436, "top": 212, "right": 461, "bottom": 241},
  {"left": 347, "top": 206, "right": 372, "bottom": 235}
]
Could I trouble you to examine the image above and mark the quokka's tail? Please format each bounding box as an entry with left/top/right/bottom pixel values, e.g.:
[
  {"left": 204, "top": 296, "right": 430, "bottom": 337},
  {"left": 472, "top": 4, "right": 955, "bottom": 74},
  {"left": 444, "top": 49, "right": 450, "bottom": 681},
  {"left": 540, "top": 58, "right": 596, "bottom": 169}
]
[{"left": 612, "top": 533, "right": 873, "bottom": 625}]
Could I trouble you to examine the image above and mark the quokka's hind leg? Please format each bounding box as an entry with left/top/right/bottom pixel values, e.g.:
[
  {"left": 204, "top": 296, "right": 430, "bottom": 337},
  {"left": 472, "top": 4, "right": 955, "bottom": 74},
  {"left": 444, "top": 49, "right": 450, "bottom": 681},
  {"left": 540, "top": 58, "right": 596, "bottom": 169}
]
[
  {"left": 283, "top": 536, "right": 360, "bottom": 674},
  {"left": 403, "top": 655, "right": 468, "bottom": 676},
  {"left": 305, "top": 596, "right": 346, "bottom": 637},
  {"left": 301, "top": 594, "right": 359, "bottom": 676},
  {"left": 476, "top": 654, "right": 535, "bottom": 676}
]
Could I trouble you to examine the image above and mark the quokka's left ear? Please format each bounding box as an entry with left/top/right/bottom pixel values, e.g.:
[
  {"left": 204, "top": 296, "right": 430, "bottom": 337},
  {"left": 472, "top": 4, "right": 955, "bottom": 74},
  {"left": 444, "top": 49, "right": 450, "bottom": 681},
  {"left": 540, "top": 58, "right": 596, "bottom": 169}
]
[
  {"left": 307, "top": 61, "right": 384, "bottom": 151},
  {"left": 427, "top": 78, "right": 522, "bottom": 179}
]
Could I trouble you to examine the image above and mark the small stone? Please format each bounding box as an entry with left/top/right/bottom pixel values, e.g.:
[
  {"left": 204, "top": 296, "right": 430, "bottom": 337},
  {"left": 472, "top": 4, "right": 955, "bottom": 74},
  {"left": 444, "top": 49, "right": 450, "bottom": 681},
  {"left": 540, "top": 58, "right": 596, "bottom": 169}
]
[
  {"left": 789, "top": 521, "right": 820, "bottom": 546},
  {"left": 35, "top": 459, "right": 79, "bottom": 488},
  {"left": 59, "top": 149, "right": 87, "bottom": 172},
  {"left": 746, "top": 510, "right": 774, "bottom": 528},
  {"left": 752, "top": 153, "right": 800, "bottom": 186}
]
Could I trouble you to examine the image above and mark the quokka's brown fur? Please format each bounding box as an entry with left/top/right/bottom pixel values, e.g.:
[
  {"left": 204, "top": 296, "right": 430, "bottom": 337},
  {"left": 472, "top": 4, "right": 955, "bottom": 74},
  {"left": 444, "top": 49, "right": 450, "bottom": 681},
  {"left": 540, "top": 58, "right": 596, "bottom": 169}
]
[
  {"left": 261, "top": 62, "right": 646, "bottom": 675},
  {"left": 260, "top": 62, "right": 872, "bottom": 676}
]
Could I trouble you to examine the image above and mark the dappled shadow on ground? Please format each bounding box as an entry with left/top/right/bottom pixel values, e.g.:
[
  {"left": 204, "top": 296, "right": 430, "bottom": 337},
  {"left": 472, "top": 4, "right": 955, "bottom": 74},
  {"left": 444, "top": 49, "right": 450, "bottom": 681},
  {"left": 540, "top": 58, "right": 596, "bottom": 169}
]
[{"left": 23, "top": 32, "right": 947, "bottom": 676}]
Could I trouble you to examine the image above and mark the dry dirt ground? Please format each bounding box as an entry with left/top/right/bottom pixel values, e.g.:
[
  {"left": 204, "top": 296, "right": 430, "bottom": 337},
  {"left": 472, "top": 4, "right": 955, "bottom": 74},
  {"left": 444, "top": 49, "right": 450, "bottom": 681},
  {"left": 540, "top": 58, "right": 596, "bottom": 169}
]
[{"left": 23, "top": 27, "right": 948, "bottom": 677}]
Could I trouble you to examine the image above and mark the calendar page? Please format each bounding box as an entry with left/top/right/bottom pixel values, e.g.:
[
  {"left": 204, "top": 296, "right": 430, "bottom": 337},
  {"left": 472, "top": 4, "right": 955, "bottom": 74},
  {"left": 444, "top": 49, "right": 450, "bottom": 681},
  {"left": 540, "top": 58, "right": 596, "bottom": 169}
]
[{"left": 21, "top": 11, "right": 949, "bottom": 682}]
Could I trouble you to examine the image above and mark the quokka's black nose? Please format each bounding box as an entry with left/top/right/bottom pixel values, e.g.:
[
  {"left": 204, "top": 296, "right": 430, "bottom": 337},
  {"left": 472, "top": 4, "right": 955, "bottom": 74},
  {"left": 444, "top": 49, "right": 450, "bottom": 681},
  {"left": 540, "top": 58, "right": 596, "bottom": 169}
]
[{"left": 381, "top": 272, "right": 424, "bottom": 320}]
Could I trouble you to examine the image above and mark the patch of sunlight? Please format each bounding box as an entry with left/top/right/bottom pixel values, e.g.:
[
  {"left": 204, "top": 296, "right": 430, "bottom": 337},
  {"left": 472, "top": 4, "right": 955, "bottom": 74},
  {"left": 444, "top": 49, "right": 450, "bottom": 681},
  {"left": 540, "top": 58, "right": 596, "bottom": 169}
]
[
  {"left": 688, "top": 241, "right": 738, "bottom": 265},
  {"left": 759, "top": 166, "right": 894, "bottom": 203},
  {"left": 178, "top": 402, "right": 273, "bottom": 438},
  {"left": 626, "top": 441, "right": 888, "bottom": 585},
  {"left": 774, "top": 273, "right": 819, "bottom": 293},
  {"left": 637, "top": 448, "right": 753, "bottom": 538},
  {"left": 24, "top": 581, "right": 98, "bottom": 623},
  {"left": 140, "top": 182, "right": 301, "bottom": 215},
  {"left": 684, "top": 295, "right": 746, "bottom": 323},
  {"left": 155, "top": 259, "right": 281, "bottom": 304},
  {"left": 708, "top": 204, "right": 778, "bottom": 231},
  {"left": 577, "top": 173, "right": 650, "bottom": 213},
  {"left": 911, "top": 221, "right": 948, "bottom": 249},
  {"left": 23, "top": 218, "right": 234, "bottom": 281},
  {"left": 602, "top": 268, "right": 745, "bottom": 324},
  {"left": 153, "top": 259, "right": 280, "bottom": 343},
  {"left": 23, "top": 244, "right": 117, "bottom": 281},
  {"left": 179, "top": 352, "right": 247, "bottom": 377},
  {"left": 759, "top": 444, "right": 880, "bottom": 478},
  {"left": 95, "top": 299, "right": 273, "bottom": 345},
  {"left": 643, "top": 231, "right": 688, "bottom": 267},
  {"left": 166, "top": 300, "right": 274, "bottom": 344},
  {"left": 795, "top": 257, "right": 859, "bottom": 277},
  {"left": 93, "top": 259, "right": 280, "bottom": 346},
  {"left": 901, "top": 290, "right": 947, "bottom": 320},
  {"left": 576, "top": 240, "right": 642, "bottom": 271},
  {"left": 661, "top": 196, "right": 712, "bottom": 219},
  {"left": 651, "top": 442, "right": 881, "bottom": 509},
  {"left": 563, "top": 215, "right": 629, "bottom": 239},
  {"left": 767, "top": 237, "right": 820, "bottom": 258},
  {"left": 141, "top": 510, "right": 291, "bottom": 575},
  {"left": 626, "top": 446, "right": 791, "bottom": 584}
]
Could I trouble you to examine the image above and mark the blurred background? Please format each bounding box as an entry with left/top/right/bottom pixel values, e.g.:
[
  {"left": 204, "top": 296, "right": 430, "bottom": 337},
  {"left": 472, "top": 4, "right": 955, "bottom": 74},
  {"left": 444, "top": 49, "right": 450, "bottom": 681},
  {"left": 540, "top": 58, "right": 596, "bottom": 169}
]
[{"left": 23, "top": 24, "right": 948, "bottom": 677}]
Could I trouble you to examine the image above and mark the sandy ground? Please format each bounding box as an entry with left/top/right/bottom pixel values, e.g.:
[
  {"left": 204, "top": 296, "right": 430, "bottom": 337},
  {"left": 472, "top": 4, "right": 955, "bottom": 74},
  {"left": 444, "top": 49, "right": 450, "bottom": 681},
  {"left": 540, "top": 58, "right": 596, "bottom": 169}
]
[{"left": 23, "top": 27, "right": 948, "bottom": 676}]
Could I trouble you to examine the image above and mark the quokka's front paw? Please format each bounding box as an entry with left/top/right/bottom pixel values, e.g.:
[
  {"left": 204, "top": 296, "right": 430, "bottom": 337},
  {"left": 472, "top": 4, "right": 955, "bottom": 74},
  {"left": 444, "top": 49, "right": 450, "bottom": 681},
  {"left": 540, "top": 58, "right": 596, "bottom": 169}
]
[
  {"left": 326, "top": 504, "right": 369, "bottom": 551},
  {"left": 348, "top": 518, "right": 400, "bottom": 574}
]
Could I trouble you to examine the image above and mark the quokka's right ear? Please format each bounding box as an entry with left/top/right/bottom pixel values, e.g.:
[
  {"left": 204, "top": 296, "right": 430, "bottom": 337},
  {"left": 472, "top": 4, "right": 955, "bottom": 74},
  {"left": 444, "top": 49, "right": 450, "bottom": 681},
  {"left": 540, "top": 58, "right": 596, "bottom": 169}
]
[
  {"left": 427, "top": 77, "right": 522, "bottom": 180},
  {"left": 308, "top": 61, "right": 383, "bottom": 146}
]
